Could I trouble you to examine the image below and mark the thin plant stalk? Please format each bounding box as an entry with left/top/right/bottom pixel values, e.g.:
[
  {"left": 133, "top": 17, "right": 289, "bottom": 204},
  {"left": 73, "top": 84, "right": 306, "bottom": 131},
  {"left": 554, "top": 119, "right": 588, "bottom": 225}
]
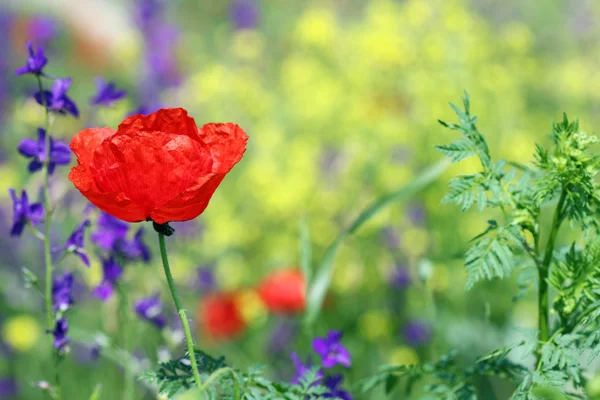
[
  {"left": 37, "top": 76, "right": 62, "bottom": 399},
  {"left": 157, "top": 232, "right": 203, "bottom": 389},
  {"left": 537, "top": 190, "right": 567, "bottom": 355}
]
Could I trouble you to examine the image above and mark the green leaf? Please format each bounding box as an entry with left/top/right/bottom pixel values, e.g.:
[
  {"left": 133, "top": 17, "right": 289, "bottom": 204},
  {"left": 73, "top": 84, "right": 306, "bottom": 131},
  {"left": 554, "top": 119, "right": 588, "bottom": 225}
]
[
  {"left": 304, "top": 159, "right": 450, "bottom": 326},
  {"left": 88, "top": 385, "right": 102, "bottom": 400},
  {"left": 435, "top": 139, "right": 477, "bottom": 163}
]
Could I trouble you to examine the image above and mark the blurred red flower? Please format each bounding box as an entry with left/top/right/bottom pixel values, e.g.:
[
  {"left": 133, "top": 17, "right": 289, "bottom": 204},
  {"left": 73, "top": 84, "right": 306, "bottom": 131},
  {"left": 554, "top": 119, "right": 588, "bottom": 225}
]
[
  {"left": 258, "top": 269, "right": 305, "bottom": 313},
  {"left": 69, "top": 108, "right": 247, "bottom": 224},
  {"left": 198, "top": 292, "right": 246, "bottom": 341}
]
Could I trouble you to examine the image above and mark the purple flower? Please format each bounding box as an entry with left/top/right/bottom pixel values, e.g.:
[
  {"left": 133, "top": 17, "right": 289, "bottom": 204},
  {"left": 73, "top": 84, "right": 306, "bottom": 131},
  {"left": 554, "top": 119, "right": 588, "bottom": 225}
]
[
  {"left": 380, "top": 227, "right": 400, "bottom": 249},
  {"left": 230, "top": 0, "right": 259, "bottom": 30},
  {"left": 90, "top": 77, "right": 126, "bottom": 107},
  {"left": 290, "top": 352, "right": 323, "bottom": 384},
  {"left": 52, "top": 272, "right": 74, "bottom": 312},
  {"left": 402, "top": 320, "right": 432, "bottom": 347},
  {"left": 91, "top": 212, "right": 128, "bottom": 251},
  {"left": 92, "top": 257, "right": 123, "bottom": 302},
  {"left": 194, "top": 267, "right": 216, "bottom": 293},
  {"left": 268, "top": 319, "right": 297, "bottom": 355},
  {"left": 389, "top": 266, "right": 411, "bottom": 290},
  {"left": 0, "top": 376, "right": 18, "bottom": 398},
  {"left": 324, "top": 375, "right": 353, "bottom": 400},
  {"left": 35, "top": 78, "right": 79, "bottom": 117},
  {"left": 27, "top": 17, "right": 58, "bottom": 44},
  {"left": 53, "top": 220, "right": 91, "bottom": 266},
  {"left": 15, "top": 41, "right": 47, "bottom": 76},
  {"left": 17, "top": 128, "right": 71, "bottom": 174},
  {"left": 115, "top": 228, "right": 151, "bottom": 263},
  {"left": 312, "top": 331, "right": 351, "bottom": 369},
  {"left": 406, "top": 203, "right": 426, "bottom": 226},
  {"left": 8, "top": 189, "right": 43, "bottom": 236},
  {"left": 135, "top": 294, "right": 167, "bottom": 329},
  {"left": 52, "top": 319, "right": 70, "bottom": 351}
]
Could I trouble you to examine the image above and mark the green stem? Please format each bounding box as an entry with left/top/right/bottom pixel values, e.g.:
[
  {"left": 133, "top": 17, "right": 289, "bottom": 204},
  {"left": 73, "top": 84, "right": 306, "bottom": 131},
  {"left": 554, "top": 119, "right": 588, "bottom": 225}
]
[
  {"left": 157, "top": 233, "right": 203, "bottom": 389},
  {"left": 37, "top": 76, "right": 54, "bottom": 333},
  {"left": 117, "top": 284, "right": 135, "bottom": 400},
  {"left": 37, "top": 76, "right": 61, "bottom": 400},
  {"left": 537, "top": 191, "right": 567, "bottom": 354}
]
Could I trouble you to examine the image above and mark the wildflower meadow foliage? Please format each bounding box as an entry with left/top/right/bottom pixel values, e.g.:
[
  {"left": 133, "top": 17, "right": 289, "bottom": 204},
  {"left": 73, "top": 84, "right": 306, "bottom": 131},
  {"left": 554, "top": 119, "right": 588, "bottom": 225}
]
[{"left": 3, "top": 0, "right": 600, "bottom": 399}]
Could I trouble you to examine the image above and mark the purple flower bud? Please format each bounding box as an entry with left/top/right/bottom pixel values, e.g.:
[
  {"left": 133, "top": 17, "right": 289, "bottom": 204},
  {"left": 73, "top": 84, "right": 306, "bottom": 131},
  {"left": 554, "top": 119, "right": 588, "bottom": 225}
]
[
  {"left": 92, "top": 257, "right": 123, "bottom": 302},
  {"left": 35, "top": 78, "right": 79, "bottom": 117},
  {"left": 8, "top": 188, "right": 43, "bottom": 236},
  {"left": 194, "top": 267, "right": 216, "bottom": 293},
  {"left": 324, "top": 374, "right": 353, "bottom": 400},
  {"left": 27, "top": 17, "right": 58, "bottom": 44},
  {"left": 53, "top": 220, "right": 91, "bottom": 266},
  {"left": 389, "top": 266, "right": 411, "bottom": 290},
  {"left": 17, "top": 128, "right": 71, "bottom": 174},
  {"left": 0, "top": 376, "right": 18, "bottom": 397},
  {"left": 134, "top": 294, "right": 167, "bottom": 329},
  {"left": 52, "top": 319, "right": 70, "bottom": 351},
  {"left": 312, "top": 330, "right": 351, "bottom": 369},
  {"left": 115, "top": 228, "right": 151, "bottom": 263},
  {"left": 380, "top": 226, "right": 400, "bottom": 249},
  {"left": 15, "top": 42, "right": 47, "bottom": 76},
  {"left": 230, "top": 0, "right": 259, "bottom": 30},
  {"left": 90, "top": 77, "right": 126, "bottom": 107},
  {"left": 402, "top": 320, "right": 432, "bottom": 347},
  {"left": 91, "top": 212, "right": 128, "bottom": 251},
  {"left": 290, "top": 352, "right": 323, "bottom": 384},
  {"left": 268, "top": 319, "right": 297, "bottom": 355},
  {"left": 52, "top": 272, "right": 74, "bottom": 312}
]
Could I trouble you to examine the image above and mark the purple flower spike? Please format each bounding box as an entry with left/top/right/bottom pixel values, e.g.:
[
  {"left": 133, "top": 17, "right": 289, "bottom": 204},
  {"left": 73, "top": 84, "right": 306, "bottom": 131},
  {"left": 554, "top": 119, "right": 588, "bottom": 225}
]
[
  {"left": 90, "top": 77, "right": 126, "bottom": 107},
  {"left": 91, "top": 212, "right": 128, "bottom": 251},
  {"left": 35, "top": 78, "right": 79, "bottom": 117},
  {"left": 15, "top": 41, "right": 47, "bottom": 76},
  {"left": 389, "top": 266, "right": 412, "bottom": 290},
  {"left": 116, "top": 228, "right": 151, "bottom": 263},
  {"left": 52, "top": 319, "right": 70, "bottom": 351},
  {"left": 27, "top": 16, "right": 58, "bottom": 44},
  {"left": 402, "top": 320, "right": 432, "bottom": 347},
  {"left": 134, "top": 294, "right": 167, "bottom": 329},
  {"left": 312, "top": 330, "right": 352, "bottom": 369},
  {"left": 230, "top": 0, "right": 259, "bottom": 30},
  {"left": 18, "top": 128, "right": 71, "bottom": 174},
  {"left": 324, "top": 375, "right": 353, "bottom": 400},
  {"left": 52, "top": 272, "right": 74, "bottom": 312},
  {"left": 92, "top": 257, "right": 123, "bottom": 302},
  {"left": 54, "top": 220, "right": 92, "bottom": 266},
  {"left": 0, "top": 376, "right": 19, "bottom": 398},
  {"left": 195, "top": 267, "right": 216, "bottom": 293},
  {"left": 290, "top": 352, "right": 323, "bottom": 384},
  {"left": 9, "top": 188, "right": 43, "bottom": 236}
]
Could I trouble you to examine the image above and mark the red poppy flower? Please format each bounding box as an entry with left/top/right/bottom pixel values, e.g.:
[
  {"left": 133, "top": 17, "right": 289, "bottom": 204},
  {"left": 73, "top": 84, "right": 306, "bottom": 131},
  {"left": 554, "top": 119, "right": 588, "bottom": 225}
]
[
  {"left": 198, "top": 292, "right": 246, "bottom": 341},
  {"left": 69, "top": 108, "right": 247, "bottom": 224},
  {"left": 258, "top": 269, "right": 306, "bottom": 314}
]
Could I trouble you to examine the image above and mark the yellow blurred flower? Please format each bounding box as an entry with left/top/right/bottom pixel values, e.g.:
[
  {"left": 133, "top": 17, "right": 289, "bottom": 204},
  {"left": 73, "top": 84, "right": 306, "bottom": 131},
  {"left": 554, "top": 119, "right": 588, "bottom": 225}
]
[
  {"left": 389, "top": 346, "right": 419, "bottom": 366},
  {"left": 231, "top": 30, "right": 264, "bottom": 60},
  {"left": 235, "top": 289, "right": 267, "bottom": 327},
  {"left": 294, "top": 7, "right": 338, "bottom": 48},
  {"left": 400, "top": 227, "right": 429, "bottom": 258},
  {"left": 358, "top": 311, "right": 392, "bottom": 341},
  {"left": 2, "top": 315, "right": 41, "bottom": 352}
]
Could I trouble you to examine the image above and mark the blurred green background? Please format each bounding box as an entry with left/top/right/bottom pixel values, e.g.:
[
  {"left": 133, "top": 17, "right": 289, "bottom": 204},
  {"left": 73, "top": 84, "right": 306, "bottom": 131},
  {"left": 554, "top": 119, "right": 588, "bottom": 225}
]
[{"left": 1, "top": 0, "right": 600, "bottom": 398}]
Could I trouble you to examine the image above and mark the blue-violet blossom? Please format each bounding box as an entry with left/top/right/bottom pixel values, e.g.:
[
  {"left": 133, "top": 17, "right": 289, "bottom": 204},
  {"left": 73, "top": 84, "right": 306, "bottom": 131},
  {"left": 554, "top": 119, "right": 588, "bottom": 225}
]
[
  {"left": 8, "top": 188, "right": 43, "bottom": 236},
  {"left": 17, "top": 128, "right": 71, "bottom": 174},
  {"left": 35, "top": 77, "right": 79, "bottom": 117},
  {"left": 312, "top": 330, "right": 352, "bottom": 368},
  {"left": 15, "top": 41, "right": 47, "bottom": 76}
]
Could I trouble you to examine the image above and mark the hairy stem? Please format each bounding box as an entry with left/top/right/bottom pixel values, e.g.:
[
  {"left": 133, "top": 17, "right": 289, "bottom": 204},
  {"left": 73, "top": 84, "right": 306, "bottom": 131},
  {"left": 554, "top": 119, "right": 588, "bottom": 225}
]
[
  {"left": 537, "top": 190, "right": 567, "bottom": 355},
  {"left": 157, "top": 233, "right": 203, "bottom": 389}
]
